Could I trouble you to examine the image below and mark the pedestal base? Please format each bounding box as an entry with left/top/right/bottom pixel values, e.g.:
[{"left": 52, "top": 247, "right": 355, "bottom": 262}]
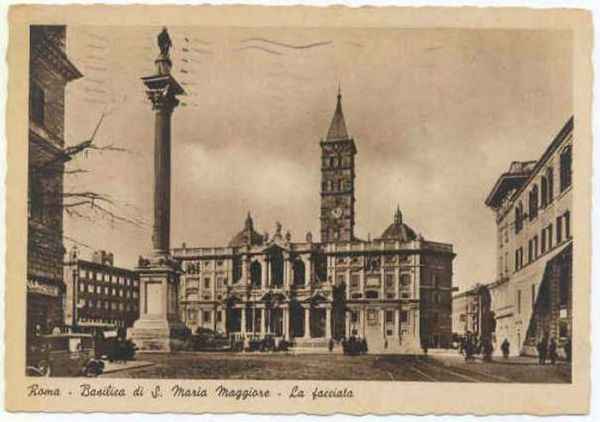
[
  {"left": 129, "top": 316, "right": 187, "bottom": 352},
  {"left": 128, "top": 256, "right": 186, "bottom": 353}
]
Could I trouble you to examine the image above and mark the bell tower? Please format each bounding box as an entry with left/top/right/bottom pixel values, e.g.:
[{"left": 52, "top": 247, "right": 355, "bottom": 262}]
[{"left": 320, "top": 88, "right": 357, "bottom": 243}]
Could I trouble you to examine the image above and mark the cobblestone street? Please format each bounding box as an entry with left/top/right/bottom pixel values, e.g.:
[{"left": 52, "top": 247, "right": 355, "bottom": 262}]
[{"left": 100, "top": 352, "right": 571, "bottom": 383}]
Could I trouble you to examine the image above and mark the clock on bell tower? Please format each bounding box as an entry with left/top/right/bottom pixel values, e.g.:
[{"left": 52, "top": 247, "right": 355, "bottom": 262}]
[{"left": 320, "top": 88, "right": 357, "bottom": 243}]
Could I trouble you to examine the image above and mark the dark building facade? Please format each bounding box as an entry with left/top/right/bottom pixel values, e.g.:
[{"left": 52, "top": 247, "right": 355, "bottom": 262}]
[
  {"left": 27, "top": 26, "right": 82, "bottom": 340},
  {"left": 173, "top": 92, "right": 456, "bottom": 352},
  {"left": 64, "top": 248, "right": 140, "bottom": 329}
]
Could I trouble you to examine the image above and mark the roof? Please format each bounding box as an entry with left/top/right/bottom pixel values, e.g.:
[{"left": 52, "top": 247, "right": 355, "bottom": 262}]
[
  {"left": 228, "top": 212, "right": 265, "bottom": 247},
  {"left": 484, "top": 161, "right": 536, "bottom": 208},
  {"left": 485, "top": 116, "right": 574, "bottom": 209},
  {"left": 378, "top": 206, "right": 417, "bottom": 242},
  {"left": 326, "top": 91, "right": 349, "bottom": 141}
]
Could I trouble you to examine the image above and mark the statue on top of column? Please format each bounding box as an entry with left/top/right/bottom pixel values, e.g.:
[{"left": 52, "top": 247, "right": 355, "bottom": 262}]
[{"left": 157, "top": 27, "right": 172, "bottom": 58}]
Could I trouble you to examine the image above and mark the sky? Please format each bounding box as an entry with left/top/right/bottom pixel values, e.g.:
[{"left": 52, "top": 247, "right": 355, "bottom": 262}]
[{"left": 62, "top": 26, "right": 573, "bottom": 293}]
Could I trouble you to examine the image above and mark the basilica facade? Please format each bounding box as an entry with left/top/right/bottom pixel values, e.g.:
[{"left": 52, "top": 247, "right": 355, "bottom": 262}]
[{"left": 172, "top": 93, "right": 455, "bottom": 352}]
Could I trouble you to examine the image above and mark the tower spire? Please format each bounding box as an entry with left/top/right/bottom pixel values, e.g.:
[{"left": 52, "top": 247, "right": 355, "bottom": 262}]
[{"left": 326, "top": 86, "right": 349, "bottom": 140}]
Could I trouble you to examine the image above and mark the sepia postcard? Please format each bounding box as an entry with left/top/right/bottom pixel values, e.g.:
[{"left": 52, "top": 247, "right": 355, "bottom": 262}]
[{"left": 4, "top": 3, "right": 593, "bottom": 415}]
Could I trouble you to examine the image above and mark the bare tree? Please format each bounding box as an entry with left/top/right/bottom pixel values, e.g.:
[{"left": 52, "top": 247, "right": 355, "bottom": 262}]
[{"left": 31, "top": 111, "right": 149, "bottom": 239}]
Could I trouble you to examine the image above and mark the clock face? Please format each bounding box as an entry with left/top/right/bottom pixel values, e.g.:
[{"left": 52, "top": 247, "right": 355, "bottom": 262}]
[{"left": 331, "top": 207, "right": 343, "bottom": 219}]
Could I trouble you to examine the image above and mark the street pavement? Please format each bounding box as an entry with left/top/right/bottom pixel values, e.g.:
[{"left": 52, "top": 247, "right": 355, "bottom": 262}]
[{"left": 100, "top": 351, "right": 571, "bottom": 383}]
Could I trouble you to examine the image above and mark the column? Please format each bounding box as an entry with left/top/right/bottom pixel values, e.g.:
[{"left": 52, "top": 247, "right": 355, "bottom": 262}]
[
  {"left": 260, "top": 258, "right": 267, "bottom": 289},
  {"left": 345, "top": 314, "right": 350, "bottom": 337},
  {"left": 325, "top": 306, "right": 332, "bottom": 339},
  {"left": 360, "top": 308, "right": 366, "bottom": 337},
  {"left": 266, "top": 259, "right": 271, "bottom": 289},
  {"left": 212, "top": 309, "right": 217, "bottom": 332},
  {"left": 283, "top": 258, "right": 290, "bottom": 289},
  {"left": 303, "top": 306, "right": 311, "bottom": 338},
  {"left": 241, "top": 257, "right": 247, "bottom": 284},
  {"left": 380, "top": 309, "right": 386, "bottom": 336},
  {"left": 395, "top": 308, "right": 400, "bottom": 339},
  {"left": 360, "top": 268, "right": 365, "bottom": 295},
  {"left": 240, "top": 307, "right": 246, "bottom": 335},
  {"left": 198, "top": 307, "right": 203, "bottom": 328},
  {"left": 283, "top": 306, "right": 289, "bottom": 339},
  {"left": 260, "top": 308, "right": 266, "bottom": 335},
  {"left": 223, "top": 306, "right": 228, "bottom": 335},
  {"left": 304, "top": 257, "right": 310, "bottom": 286}
]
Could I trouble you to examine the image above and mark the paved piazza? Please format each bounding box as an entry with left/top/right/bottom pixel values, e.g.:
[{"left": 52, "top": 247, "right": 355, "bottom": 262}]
[{"left": 101, "top": 353, "right": 571, "bottom": 383}]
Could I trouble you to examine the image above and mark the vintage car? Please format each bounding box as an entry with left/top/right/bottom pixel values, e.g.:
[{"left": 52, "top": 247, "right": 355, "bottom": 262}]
[
  {"left": 182, "top": 328, "right": 232, "bottom": 352},
  {"left": 94, "top": 329, "right": 137, "bottom": 362},
  {"left": 26, "top": 333, "right": 105, "bottom": 377}
]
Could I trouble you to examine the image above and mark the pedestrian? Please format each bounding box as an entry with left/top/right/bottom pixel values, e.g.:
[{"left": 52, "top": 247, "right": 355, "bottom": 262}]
[
  {"left": 501, "top": 338, "right": 510, "bottom": 359},
  {"left": 328, "top": 337, "right": 334, "bottom": 352},
  {"left": 549, "top": 337, "right": 558, "bottom": 365},
  {"left": 422, "top": 337, "right": 429, "bottom": 355},
  {"left": 537, "top": 335, "right": 548, "bottom": 365},
  {"left": 564, "top": 337, "right": 572, "bottom": 363},
  {"left": 482, "top": 337, "right": 493, "bottom": 362}
]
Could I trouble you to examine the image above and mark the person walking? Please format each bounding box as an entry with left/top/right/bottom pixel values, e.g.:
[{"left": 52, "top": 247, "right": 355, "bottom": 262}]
[
  {"left": 537, "top": 335, "right": 548, "bottom": 365},
  {"left": 501, "top": 338, "right": 510, "bottom": 359},
  {"left": 564, "top": 337, "right": 572, "bottom": 363},
  {"left": 549, "top": 337, "right": 558, "bottom": 365}
]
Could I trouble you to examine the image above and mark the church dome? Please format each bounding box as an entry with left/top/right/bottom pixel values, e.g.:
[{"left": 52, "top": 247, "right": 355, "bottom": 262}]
[
  {"left": 228, "top": 212, "right": 265, "bottom": 247},
  {"left": 379, "top": 207, "right": 417, "bottom": 242}
]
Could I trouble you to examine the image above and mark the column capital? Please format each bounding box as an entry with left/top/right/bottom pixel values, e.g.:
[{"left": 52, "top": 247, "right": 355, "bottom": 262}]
[{"left": 147, "top": 89, "right": 180, "bottom": 112}]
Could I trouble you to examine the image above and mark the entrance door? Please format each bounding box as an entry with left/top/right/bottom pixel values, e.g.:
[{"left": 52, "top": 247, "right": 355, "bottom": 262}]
[{"left": 364, "top": 308, "right": 384, "bottom": 352}]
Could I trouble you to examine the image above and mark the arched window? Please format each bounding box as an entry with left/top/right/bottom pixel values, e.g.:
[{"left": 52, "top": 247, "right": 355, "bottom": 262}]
[
  {"left": 560, "top": 145, "right": 572, "bottom": 191},
  {"left": 529, "top": 185, "right": 538, "bottom": 220},
  {"left": 515, "top": 201, "right": 524, "bottom": 233},
  {"left": 250, "top": 261, "right": 262, "bottom": 288}
]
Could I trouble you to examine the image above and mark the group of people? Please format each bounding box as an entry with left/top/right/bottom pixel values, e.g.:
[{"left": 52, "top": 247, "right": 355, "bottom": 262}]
[
  {"left": 458, "top": 332, "right": 494, "bottom": 362},
  {"left": 459, "top": 333, "right": 572, "bottom": 364},
  {"left": 536, "top": 335, "right": 571, "bottom": 364},
  {"left": 341, "top": 335, "right": 368, "bottom": 355}
]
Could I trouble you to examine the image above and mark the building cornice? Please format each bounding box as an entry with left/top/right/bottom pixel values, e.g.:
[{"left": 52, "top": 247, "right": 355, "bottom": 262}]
[{"left": 31, "top": 34, "right": 82, "bottom": 82}]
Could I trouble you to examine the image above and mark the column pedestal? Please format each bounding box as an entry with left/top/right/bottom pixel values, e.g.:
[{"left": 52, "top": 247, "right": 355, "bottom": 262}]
[{"left": 129, "top": 257, "right": 187, "bottom": 352}]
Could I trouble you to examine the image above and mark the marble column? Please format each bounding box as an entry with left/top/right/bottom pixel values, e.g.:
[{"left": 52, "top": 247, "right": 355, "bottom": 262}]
[
  {"left": 241, "top": 257, "right": 247, "bottom": 284},
  {"left": 130, "top": 33, "right": 186, "bottom": 352},
  {"left": 345, "top": 314, "right": 350, "bottom": 337},
  {"left": 303, "top": 257, "right": 310, "bottom": 286},
  {"left": 260, "top": 258, "right": 267, "bottom": 289},
  {"left": 283, "top": 306, "right": 289, "bottom": 339},
  {"left": 260, "top": 308, "right": 266, "bottom": 335},
  {"left": 240, "top": 307, "right": 246, "bottom": 334},
  {"left": 325, "top": 307, "right": 332, "bottom": 339},
  {"left": 303, "top": 306, "right": 311, "bottom": 338}
]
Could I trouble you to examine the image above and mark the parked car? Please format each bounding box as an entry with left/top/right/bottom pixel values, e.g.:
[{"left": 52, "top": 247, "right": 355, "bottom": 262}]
[
  {"left": 26, "top": 333, "right": 104, "bottom": 377},
  {"left": 94, "top": 328, "right": 136, "bottom": 362},
  {"left": 183, "top": 328, "right": 231, "bottom": 351}
]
